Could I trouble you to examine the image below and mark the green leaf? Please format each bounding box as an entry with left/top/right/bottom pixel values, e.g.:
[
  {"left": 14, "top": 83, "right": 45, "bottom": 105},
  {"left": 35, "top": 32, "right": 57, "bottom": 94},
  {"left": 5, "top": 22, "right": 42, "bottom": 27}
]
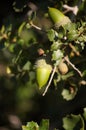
[
  {"left": 61, "top": 86, "right": 77, "bottom": 101},
  {"left": 64, "top": 22, "right": 76, "bottom": 32},
  {"left": 0, "top": 25, "right": 5, "bottom": 34},
  {"left": 61, "top": 72, "right": 74, "bottom": 80},
  {"left": 47, "top": 29, "right": 58, "bottom": 42},
  {"left": 8, "top": 43, "right": 16, "bottom": 52},
  {"left": 51, "top": 41, "right": 63, "bottom": 51},
  {"left": 19, "top": 29, "right": 37, "bottom": 46},
  {"left": 22, "top": 119, "right": 49, "bottom": 130},
  {"left": 52, "top": 49, "right": 63, "bottom": 65},
  {"left": 18, "top": 22, "right": 26, "bottom": 36},
  {"left": 39, "top": 119, "right": 49, "bottom": 130},
  {"left": 22, "top": 121, "right": 39, "bottom": 130},
  {"left": 22, "top": 125, "right": 30, "bottom": 130},
  {"left": 63, "top": 114, "right": 85, "bottom": 130},
  {"left": 23, "top": 61, "right": 31, "bottom": 71},
  {"left": 67, "top": 30, "right": 78, "bottom": 41}
]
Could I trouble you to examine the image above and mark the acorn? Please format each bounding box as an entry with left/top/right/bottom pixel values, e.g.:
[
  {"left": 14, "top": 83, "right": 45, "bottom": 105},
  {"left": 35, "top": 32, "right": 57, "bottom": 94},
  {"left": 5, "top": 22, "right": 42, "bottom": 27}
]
[
  {"left": 35, "top": 59, "right": 52, "bottom": 89},
  {"left": 48, "top": 7, "right": 71, "bottom": 28},
  {"left": 37, "top": 48, "right": 45, "bottom": 56},
  {"left": 58, "top": 61, "right": 68, "bottom": 75}
]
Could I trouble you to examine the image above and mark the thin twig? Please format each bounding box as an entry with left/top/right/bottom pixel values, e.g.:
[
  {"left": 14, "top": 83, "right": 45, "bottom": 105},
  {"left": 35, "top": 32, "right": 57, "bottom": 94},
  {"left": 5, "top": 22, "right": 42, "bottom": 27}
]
[
  {"left": 64, "top": 56, "right": 82, "bottom": 77},
  {"left": 63, "top": 5, "right": 78, "bottom": 15},
  {"left": 69, "top": 43, "right": 80, "bottom": 56},
  {"left": 42, "top": 66, "right": 56, "bottom": 96},
  {"left": 30, "top": 21, "right": 42, "bottom": 30}
]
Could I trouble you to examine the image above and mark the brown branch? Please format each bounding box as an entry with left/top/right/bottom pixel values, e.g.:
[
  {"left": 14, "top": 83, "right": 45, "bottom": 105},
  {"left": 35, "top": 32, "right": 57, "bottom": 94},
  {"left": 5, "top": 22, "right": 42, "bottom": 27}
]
[
  {"left": 42, "top": 66, "right": 56, "bottom": 96},
  {"left": 64, "top": 56, "right": 82, "bottom": 77},
  {"left": 63, "top": 5, "right": 78, "bottom": 15},
  {"left": 69, "top": 43, "right": 80, "bottom": 56},
  {"left": 30, "top": 21, "right": 42, "bottom": 30}
]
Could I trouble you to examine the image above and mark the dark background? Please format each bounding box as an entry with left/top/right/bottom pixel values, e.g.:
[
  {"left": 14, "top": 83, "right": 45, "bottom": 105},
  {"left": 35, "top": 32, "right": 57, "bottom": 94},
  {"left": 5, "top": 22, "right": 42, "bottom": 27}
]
[{"left": 0, "top": 0, "right": 86, "bottom": 130}]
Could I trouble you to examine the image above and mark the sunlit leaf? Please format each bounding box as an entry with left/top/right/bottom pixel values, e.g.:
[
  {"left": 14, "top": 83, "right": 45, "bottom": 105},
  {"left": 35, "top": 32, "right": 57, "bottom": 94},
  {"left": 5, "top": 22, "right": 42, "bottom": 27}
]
[
  {"left": 51, "top": 41, "right": 63, "bottom": 51},
  {"left": 23, "top": 61, "right": 31, "bottom": 71},
  {"left": 47, "top": 29, "right": 58, "bottom": 42},
  {"left": 22, "top": 121, "right": 39, "bottom": 130},
  {"left": 22, "top": 119, "right": 49, "bottom": 130},
  {"left": 61, "top": 86, "right": 77, "bottom": 101},
  {"left": 63, "top": 114, "right": 85, "bottom": 130},
  {"left": 52, "top": 49, "right": 63, "bottom": 65},
  {"left": 64, "top": 22, "right": 76, "bottom": 31}
]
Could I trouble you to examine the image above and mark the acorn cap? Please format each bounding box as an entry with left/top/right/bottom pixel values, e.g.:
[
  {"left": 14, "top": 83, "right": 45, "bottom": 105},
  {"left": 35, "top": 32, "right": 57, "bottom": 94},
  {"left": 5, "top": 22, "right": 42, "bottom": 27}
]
[
  {"left": 48, "top": 7, "right": 71, "bottom": 27},
  {"left": 35, "top": 59, "right": 52, "bottom": 71}
]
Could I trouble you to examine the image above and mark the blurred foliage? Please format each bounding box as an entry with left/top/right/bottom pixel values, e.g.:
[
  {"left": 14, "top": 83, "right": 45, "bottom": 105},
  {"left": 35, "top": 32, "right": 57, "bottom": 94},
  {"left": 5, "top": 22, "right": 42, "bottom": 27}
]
[
  {"left": 63, "top": 114, "right": 85, "bottom": 130},
  {"left": 0, "top": 0, "right": 86, "bottom": 130},
  {"left": 22, "top": 119, "right": 49, "bottom": 130}
]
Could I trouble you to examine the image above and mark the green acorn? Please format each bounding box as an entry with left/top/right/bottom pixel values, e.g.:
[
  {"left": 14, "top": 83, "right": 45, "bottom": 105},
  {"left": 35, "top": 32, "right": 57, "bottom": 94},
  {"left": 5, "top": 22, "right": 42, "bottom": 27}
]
[
  {"left": 35, "top": 59, "right": 52, "bottom": 89},
  {"left": 48, "top": 7, "right": 71, "bottom": 28}
]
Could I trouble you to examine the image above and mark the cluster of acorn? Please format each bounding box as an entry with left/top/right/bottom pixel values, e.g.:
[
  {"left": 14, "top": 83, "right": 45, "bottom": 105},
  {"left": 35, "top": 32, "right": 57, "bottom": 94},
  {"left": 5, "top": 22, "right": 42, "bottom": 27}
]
[{"left": 35, "top": 7, "right": 70, "bottom": 89}]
